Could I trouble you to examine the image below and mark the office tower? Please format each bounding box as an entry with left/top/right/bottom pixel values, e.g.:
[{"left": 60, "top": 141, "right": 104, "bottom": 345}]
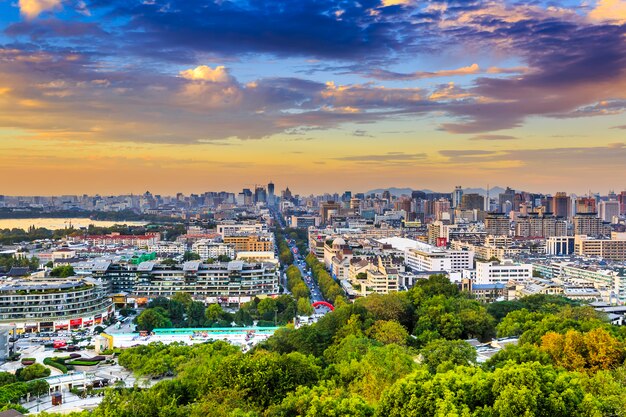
[
  {"left": 350, "top": 198, "right": 361, "bottom": 213},
  {"left": 282, "top": 187, "right": 292, "bottom": 202},
  {"left": 434, "top": 198, "right": 451, "bottom": 221},
  {"left": 599, "top": 200, "right": 620, "bottom": 223},
  {"left": 254, "top": 186, "right": 267, "bottom": 204},
  {"left": 320, "top": 201, "right": 341, "bottom": 223},
  {"left": 499, "top": 187, "right": 515, "bottom": 210},
  {"left": 267, "top": 181, "right": 275, "bottom": 205},
  {"left": 382, "top": 190, "right": 391, "bottom": 201},
  {"left": 619, "top": 191, "right": 626, "bottom": 215},
  {"left": 552, "top": 192, "right": 571, "bottom": 219},
  {"left": 452, "top": 186, "right": 463, "bottom": 209},
  {"left": 575, "top": 197, "right": 596, "bottom": 214},
  {"left": 460, "top": 193, "right": 484, "bottom": 211}
]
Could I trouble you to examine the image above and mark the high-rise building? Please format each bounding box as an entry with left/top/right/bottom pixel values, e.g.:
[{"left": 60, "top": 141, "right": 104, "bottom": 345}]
[
  {"left": 485, "top": 213, "right": 510, "bottom": 236},
  {"left": 515, "top": 214, "right": 567, "bottom": 238},
  {"left": 573, "top": 213, "right": 604, "bottom": 237},
  {"left": 619, "top": 191, "right": 626, "bottom": 215},
  {"left": 282, "top": 187, "right": 292, "bottom": 202},
  {"left": 575, "top": 197, "right": 596, "bottom": 214},
  {"left": 320, "top": 201, "right": 341, "bottom": 223},
  {"left": 267, "top": 181, "right": 275, "bottom": 205},
  {"left": 499, "top": 187, "right": 515, "bottom": 211},
  {"left": 350, "top": 198, "right": 361, "bottom": 213},
  {"left": 433, "top": 198, "right": 451, "bottom": 221},
  {"left": 254, "top": 186, "right": 267, "bottom": 204},
  {"left": 553, "top": 192, "right": 571, "bottom": 219},
  {"left": 394, "top": 198, "right": 412, "bottom": 218},
  {"left": 460, "top": 193, "right": 484, "bottom": 211},
  {"left": 599, "top": 200, "right": 620, "bottom": 223},
  {"left": 452, "top": 186, "right": 463, "bottom": 209}
]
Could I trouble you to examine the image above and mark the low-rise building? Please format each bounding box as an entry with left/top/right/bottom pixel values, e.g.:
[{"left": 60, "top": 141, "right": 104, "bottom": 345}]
[{"left": 475, "top": 260, "right": 532, "bottom": 284}]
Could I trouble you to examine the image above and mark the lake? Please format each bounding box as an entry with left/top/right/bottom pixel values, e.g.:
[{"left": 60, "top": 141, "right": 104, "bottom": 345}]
[{"left": 0, "top": 218, "right": 147, "bottom": 230}]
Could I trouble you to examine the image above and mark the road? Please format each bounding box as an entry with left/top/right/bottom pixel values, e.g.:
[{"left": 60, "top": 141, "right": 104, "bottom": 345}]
[
  {"left": 273, "top": 208, "right": 330, "bottom": 313},
  {"left": 286, "top": 239, "right": 325, "bottom": 303}
]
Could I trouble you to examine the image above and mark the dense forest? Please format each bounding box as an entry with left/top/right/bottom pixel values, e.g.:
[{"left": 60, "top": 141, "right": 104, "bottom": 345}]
[{"left": 33, "top": 275, "right": 626, "bottom": 417}]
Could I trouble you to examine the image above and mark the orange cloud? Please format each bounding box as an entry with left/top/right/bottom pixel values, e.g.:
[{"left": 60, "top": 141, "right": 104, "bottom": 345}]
[
  {"left": 179, "top": 65, "right": 232, "bottom": 83},
  {"left": 589, "top": 0, "right": 626, "bottom": 23},
  {"left": 18, "top": 0, "right": 63, "bottom": 19}
]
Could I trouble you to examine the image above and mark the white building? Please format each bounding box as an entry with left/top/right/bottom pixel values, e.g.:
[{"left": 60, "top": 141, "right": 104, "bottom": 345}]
[
  {"left": 475, "top": 260, "right": 532, "bottom": 284},
  {"left": 217, "top": 222, "right": 267, "bottom": 238},
  {"left": 149, "top": 241, "right": 186, "bottom": 256},
  {"left": 599, "top": 200, "right": 620, "bottom": 223},
  {"left": 191, "top": 240, "right": 236, "bottom": 261},
  {"left": 405, "top": 247, "right": 474, "bottom": 273}
]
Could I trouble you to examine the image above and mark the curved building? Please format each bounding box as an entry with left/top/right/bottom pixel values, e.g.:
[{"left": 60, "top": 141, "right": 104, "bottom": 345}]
[{"left": 0, "top": 278, "right": 114, "bottom": 333}]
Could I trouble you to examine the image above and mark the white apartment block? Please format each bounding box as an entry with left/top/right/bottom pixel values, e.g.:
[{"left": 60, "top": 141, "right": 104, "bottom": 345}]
[
  {"left": 217, "top": 222, "right": 267, "bottom": 237},
  {"left": 405, "top": 247, "right": 474, "bottom": 273},
  {"left": 149, "top": 241, "right": 186, "bottom": 256},
  {"left": 191, "top": 240, "right": 236, "bottom": 261},
  {"left": 475, "top": 260, "right": 532, "bottom": 284}
]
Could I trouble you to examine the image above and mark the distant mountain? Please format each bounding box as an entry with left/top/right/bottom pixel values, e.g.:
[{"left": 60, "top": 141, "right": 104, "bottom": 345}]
[
  {"left": 462, "top": 186, "right": 506, "bottom": 198},
  {"left": 365, "top": 187, "right": 432, "bottom": 196},
  {"left": 365, "top": 186, "right": 505, "bottom": 198}
]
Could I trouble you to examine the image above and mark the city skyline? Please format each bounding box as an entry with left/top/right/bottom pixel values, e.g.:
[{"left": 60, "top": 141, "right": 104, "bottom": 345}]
[{"left": 1, "top": 0, "right": 625, "bottom": 195}]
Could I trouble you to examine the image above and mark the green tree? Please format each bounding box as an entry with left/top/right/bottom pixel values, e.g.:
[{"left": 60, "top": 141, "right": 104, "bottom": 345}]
[
  {"left": 172, "top": 292, "right": 193, "bottom": 307},
  {"left": 49, "top": 265, "right": 74, "bottom": 278},
  {"left": 136, "top": 308, "right": 172, "bottom": 332},
  {"left": 186, "top": 301, "right": 206, "bottom": 327},
  {"left": 419, "top": 339, "right": 477, "bottom": 373},
  {"left": 205, "top": 304, "right": 225, "bottom": 323},
  {"left": 297, "top": 298, "right": 314, "bottom": 316},
  {"left": 365, "top": 320, "right": 409, "bottom": 346},
  {"left": 16, "top": 363, "right": 50, "bottom": 381},
  {"left": 183, "top": 251, "right": 201, "bottom": 261},
  {"left": 0, "top": 373, "right": 16, "bottom": 387}
]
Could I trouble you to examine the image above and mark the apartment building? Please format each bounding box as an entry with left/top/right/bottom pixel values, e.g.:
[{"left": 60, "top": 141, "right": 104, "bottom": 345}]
[
  {"left": 223, "top": 234, "right": 274, "bottom": 252},
  {"left": 134, "top": 260, "right": 279, "bottom": 303},
  {"left": 0, "top": 278, "right": 114, "bottom": 333},
  {"left": 475, "top": 260, "right": 532, "bottom": 284},
  {"left": 574, "top": 234, "right": 626, "bottom": 261},
  {"left": 191, "top": 240, "right": 236, "bottom": 261},
  {"left": 217, "top": 222, "right": 267, "bottom": 237},
  {"left": 405, "top": 246, "right": 474, "bottom": 273}
]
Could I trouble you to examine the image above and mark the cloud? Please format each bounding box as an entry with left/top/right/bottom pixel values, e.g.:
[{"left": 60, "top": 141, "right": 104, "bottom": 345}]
[
  {"left": 352, "top": 129, "right": 373, "bottom": 137},
  {"left": 612, "top": 125, "right": 626, "bottom": 129},
  {"left": 469, "top": 134, "right": 518, "bottom": 141},
  {"left": 179, "top": 65, "right": 232, "bottom": 83},
  {"left": 18, "top": 0, "right": 62, "bottom": 19},
  {"left": 334, "top": 152, "right": 427, "bottom": 162},
  {"left": 5, "top": 19, "right": 105, "bottom": 40},
  {"left": 589, "top": 0, "right": 626, "bottom": 24},
  {"left": 440, "top": 143, "right": 626, "bottom": 167},
  {"left": 439, "top": 150, "right": 497, "bottom": 158},
  {"left": 381, "top": 0, "right": 411, "bottom": 6},
  {"left": 369, "top": 63, "right": 480, "bottom": 81}
]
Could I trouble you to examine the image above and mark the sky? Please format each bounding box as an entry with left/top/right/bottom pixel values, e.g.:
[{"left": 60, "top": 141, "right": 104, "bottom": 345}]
[{"left": 0, "top": 0, "right": 625, "bottom": 196}]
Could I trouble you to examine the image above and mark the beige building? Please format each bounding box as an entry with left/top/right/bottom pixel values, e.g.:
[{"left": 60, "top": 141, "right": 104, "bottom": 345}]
[
  {"left": 485, "top": 213, "right": 510, "bottom": 236},
  {"left": 575, "top": 234, "right": 626, "bottom": 261},
  {"left": 223, "top": 234, "right": 274, "bottom": 252}
]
